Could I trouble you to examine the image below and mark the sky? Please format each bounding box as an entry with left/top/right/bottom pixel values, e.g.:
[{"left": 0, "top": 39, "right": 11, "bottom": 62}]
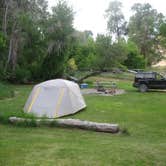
[{"left": 48, "top": 0, "right": 166, "bottom": 37}]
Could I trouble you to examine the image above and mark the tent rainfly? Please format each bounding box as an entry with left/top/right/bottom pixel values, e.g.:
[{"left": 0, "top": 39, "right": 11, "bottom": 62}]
[{"left": 24, "top": 79, "right": 86, "bottom": 118}]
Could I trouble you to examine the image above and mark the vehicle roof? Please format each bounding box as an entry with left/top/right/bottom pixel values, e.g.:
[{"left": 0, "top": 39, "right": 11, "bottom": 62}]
[{"left": 136, "top": 71, "right": 158, "bottom": 75}]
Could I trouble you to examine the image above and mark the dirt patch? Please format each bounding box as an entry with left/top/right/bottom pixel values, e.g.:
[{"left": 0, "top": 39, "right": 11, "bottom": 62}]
[
  {"left": 81, "top": 88, "right": 125, "bottom": 96},
  {"left": 153, "top": 60, "right": 166, "bottom": 67}
]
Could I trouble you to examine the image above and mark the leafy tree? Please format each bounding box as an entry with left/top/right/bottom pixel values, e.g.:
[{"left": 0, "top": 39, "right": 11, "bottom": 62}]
[
  {"left": 159, "top": 23, "right": 166, "bottom": 49},
  {"left": 41, "top": 0, "right": 74, "bottom": 79},
  {"left": 68, "top": 30, "right": 96, "bottom": 71},
  {"left": 160, "top": 23, "right": 166, "bottom": 37},
  {"left": 0, "top": 0, "right": 49, "bottom": 82},
  {"left": 1, "top": 0, "right": 165, "bottom": 83},
  {"left": 2, "top": 0, "right": 40, "bottom": 72},
  {"left": 67, "top": 58, "right": 78, "bottom": 75},
  {"left": 128, "top": 3, "right": 164, "bottom": 66},
  {"left": 0, "top": 32, "right": 7, "bottom": 79},
  {"left": 16, "top": 13, "right": 47, "bottom": 82},
  {"left": 105, "top": 0, "right": 126, "bottom": 40},
  {"left": 123, "top": 41, "right": 146, "bottom": 69},
  {"left": 73, "top": 30, "right": 93, "bottom": 44},
  {"left": 95, "top": 34, "right": 127, "bottom": 70}
]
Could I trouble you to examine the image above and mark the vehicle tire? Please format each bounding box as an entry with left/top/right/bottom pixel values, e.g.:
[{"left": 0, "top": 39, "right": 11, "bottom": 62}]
[{"left": 139, "top": 84, "right": 148, "bottom": 92}]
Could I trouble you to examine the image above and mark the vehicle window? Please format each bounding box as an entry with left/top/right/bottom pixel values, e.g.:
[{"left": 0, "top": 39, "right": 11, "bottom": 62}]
[
  {"left": 135, "top": 73, "right": 155, "bottom": 79},
  {"left": 136, "top": 73, "right": 144, "bottom": 78},
  {"left": 146, "top": 73, "right": 155, "bottom": 79}
]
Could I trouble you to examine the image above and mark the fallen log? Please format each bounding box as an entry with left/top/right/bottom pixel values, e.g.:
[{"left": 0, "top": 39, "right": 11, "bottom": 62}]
[
  {"left": 9, "top": 117, "right": 119, "bottom": 133},
  {"left": 77, "top": 71, "right": 101, "bottom": 83}
]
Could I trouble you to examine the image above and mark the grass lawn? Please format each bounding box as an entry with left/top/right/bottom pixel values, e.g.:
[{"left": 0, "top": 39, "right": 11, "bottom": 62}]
[
  {"left": 0, "top": 78, "right": 166, "bottom": 166},
  {"left": 0, "top": 82, "right": 14, "bottom": 100}
]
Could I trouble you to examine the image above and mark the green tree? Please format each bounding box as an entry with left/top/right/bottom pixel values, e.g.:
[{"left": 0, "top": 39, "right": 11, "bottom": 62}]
[
  {"left": 128, "top": 3, "right": 164, "bottom": 66},
  {"left": 73, "top": 30, "right": 93, "bottom": 44},
  {"left": 159, "top": 23, "right": 166, "bottom": 48},
  {"left": 124, "top": 41, "right": 146, "bottom": 69},
  {"left": 0, "top": 32, "right": 7, "bottom": 79},
  {"left": 95, "top": 34, "right": 127, "bottom": 70},
  {"left": 16, "top": 13, "right": 47, "bottom": 82},
  {"left": 105, "top": 0, "right": 126, "bottom": 40},
  {"left": 0, "top": 0, "right": 49, "bottom": 82},
  {"left": 41, "top": 0, "right": 74, "bottom": 79},
  {"left": 69, "top": 35, "right": 96, "bottom": 71},
  {"left": 0, "top": 0, "right": 76, "bottom": 82}
]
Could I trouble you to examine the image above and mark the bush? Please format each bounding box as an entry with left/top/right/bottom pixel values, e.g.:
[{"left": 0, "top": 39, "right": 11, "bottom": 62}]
[
  {"left": 15, "top": 68, "right": 32, "bottom": 83},
  {"left": 124, "top": 52, "right": 146, "bottom": 69}
]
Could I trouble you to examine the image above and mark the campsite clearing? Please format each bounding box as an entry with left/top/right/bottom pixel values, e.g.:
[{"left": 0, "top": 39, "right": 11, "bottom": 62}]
[{"left": 0, "top": 79, "right": 166, "bottom": 165}]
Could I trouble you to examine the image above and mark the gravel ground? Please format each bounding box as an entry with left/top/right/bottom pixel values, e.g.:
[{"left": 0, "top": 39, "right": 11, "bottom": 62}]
[{"left": 81, "top": 88, "right": 125, "bottom": 96}]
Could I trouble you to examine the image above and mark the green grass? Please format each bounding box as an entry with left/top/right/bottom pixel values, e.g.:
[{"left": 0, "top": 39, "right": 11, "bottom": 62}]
[
  {"left": 0, "top": 82, "right": 14, "bottom": 99},
  {"left": 0, "top": 79, "right": 166, "bottom": 165},
  {"left": 0, "top": 85, "right": 34, "bottom": 123}
]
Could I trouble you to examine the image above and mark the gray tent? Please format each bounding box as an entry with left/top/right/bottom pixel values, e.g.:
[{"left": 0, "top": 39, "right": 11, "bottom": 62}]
[{"left": 24, "top": 79, "right": 86, "bottom": 118}]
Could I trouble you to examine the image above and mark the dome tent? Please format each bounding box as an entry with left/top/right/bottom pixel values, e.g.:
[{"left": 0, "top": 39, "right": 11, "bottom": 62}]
[{"left": 24, "top": 79, "right": 86, "bottom": 118}]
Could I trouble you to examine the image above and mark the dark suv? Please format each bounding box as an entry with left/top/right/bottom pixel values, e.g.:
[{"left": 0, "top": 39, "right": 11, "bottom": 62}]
[{"left": 133, "top": 72, "right": 166, "bottom": 92}]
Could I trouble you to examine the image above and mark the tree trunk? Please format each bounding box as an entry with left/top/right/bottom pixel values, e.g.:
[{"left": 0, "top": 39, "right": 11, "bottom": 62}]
[
  {"left": 5, "top": 23, "right": 19, "bottom": 72},
  {"left": 67, "top": 71, "right": 101, "bottom": 84},
  {"left": 77, "top": 71, "right": 101, "bottom": 83},
  {"left": 9, "top": 117, "right": 119, "bottom": 133},
  {"left": 2, "top": 0, "right": 9, "bottom": 36},
  {"left": 11, "top": 30, "right": 19, "bottom": 71}
]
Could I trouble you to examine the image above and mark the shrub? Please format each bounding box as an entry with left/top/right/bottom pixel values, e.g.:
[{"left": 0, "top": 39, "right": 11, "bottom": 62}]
[{"left": 15, "top": 68, "right": 32, "bottom": 83}]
